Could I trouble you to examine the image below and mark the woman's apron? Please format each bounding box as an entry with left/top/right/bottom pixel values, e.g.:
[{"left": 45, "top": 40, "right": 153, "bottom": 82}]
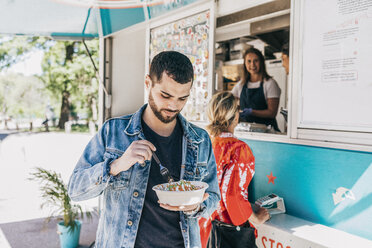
[{"left": 239, "top": 81, "right": 280, "bottom": 132}]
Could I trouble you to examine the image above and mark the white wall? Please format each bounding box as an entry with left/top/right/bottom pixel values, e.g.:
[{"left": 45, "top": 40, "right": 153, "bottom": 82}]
[{"left": 110, "top": 23, "right": 147, "bottom": 117}]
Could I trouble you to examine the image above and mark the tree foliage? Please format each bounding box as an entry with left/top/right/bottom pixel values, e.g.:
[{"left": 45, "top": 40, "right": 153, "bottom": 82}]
[
  {"left": 0, "top": 36, "right": 99, "bottom": 130},
  {"left": 40, "top": 39, "right": 99, "bottom": 129},
  {"left": 0, "top": 36, "right": 49, "bottom": 69},
  {"left": 0, "top": 73, "right": 47, "bottom": 120}
]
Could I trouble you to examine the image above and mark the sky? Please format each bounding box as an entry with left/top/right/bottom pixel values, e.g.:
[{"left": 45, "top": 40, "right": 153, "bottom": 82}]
[{"left": 4, "top": 50, "right": 44, "bottom": 76}]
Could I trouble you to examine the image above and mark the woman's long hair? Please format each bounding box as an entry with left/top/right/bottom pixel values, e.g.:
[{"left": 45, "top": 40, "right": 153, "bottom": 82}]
[
  {"left": 206, "top": 91, "right": 239, "bottom": 137},
  {"left": 241, "top": 48, "right": 271, "bottom": 85}
]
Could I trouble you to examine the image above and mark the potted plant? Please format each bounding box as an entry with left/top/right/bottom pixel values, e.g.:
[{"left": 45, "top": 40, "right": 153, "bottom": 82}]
[{"left": 29, "top": 167, "right": 92, "bottom": 248}]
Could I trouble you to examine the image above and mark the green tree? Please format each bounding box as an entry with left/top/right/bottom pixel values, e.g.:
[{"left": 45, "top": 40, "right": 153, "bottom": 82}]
[
  {"left": 0, "top": 73, "right": 47, "bottom": 129},
  {"left": 0, "top": 35, "right": 50, "bottom": 130},
  {"left": 0, "top": 36, "right": 48, "bottom": 69},
  {"left": 0, "top": 36, "right": 99, "bottom": 131},
  {"left": 40, "top": 39, "right": 99, "bottom": 129}
]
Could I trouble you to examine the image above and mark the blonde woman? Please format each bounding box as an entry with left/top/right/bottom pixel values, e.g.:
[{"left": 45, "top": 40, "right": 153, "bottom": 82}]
[{"left": 199, "top": 91, "right": 269, "bottom": 248}]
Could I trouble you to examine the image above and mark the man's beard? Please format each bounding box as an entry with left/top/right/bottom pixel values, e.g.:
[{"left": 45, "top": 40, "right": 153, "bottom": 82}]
[{"left": 148, "top": 91, "right": 179, "bottom": 124}]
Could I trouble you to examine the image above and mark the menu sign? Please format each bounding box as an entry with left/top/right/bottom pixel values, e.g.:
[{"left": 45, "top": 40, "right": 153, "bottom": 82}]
[
  {"left": 150, "top": 10, "right": 210, "bottom": 121},
  {"left": 301, "top": 0, "right": 372, "bottom": 131}
]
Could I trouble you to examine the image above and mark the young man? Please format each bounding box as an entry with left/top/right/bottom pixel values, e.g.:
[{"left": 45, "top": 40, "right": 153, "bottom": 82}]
[{"left": 68, "top": 51, "right": 220, "bottom": 248}]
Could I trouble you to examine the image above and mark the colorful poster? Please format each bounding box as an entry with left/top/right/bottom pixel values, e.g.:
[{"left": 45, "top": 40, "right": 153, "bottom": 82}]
[{"left": 150, "top": 10, "right": 210, "bottom": 121}]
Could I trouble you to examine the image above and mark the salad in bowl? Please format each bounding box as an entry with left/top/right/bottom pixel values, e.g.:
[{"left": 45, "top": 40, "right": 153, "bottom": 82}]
[{"left": 153, "top": 180, "right": 208, "bottom": 206}]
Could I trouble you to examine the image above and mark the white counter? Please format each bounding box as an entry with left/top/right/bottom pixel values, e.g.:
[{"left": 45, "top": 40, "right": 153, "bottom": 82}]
[{"left": 255, "top": 214, "right": 372, "bottom": 248}]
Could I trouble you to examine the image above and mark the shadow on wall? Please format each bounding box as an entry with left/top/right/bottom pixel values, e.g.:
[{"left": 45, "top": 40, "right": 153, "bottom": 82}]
[{"left": 246, "top": 140, "right": 372, "bottom": 240}]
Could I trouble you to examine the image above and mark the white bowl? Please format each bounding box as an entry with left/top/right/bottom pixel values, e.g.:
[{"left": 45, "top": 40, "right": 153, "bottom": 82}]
[{"left": 153, "top": 181, "right": 209, "bottom": 206}]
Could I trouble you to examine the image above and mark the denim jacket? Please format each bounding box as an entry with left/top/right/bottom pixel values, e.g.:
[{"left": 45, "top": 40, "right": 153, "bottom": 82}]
[{"left": 68, "top": 104, "right": 220, "bottom": 248}]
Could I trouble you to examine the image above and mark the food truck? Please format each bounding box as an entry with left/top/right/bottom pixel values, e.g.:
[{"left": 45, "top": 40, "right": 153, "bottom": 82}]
[{"left": 1, "top": 0, "right": 372, "bottom": 247}]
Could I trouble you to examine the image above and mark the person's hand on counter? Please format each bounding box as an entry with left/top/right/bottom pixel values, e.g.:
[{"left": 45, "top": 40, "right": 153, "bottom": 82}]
[{"left": 249, "top": 206, "right": 270, "bottom": 225}]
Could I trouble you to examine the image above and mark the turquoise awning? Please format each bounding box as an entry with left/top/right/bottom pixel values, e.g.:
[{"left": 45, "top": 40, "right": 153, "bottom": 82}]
[{"left": 0, "top": 0, "right": 199, "bottom": 38}]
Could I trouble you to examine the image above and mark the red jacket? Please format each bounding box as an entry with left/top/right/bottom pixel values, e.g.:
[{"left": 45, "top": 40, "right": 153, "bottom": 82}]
[{"left": 199, "top": 132, "right": 255, "bottom": 248}]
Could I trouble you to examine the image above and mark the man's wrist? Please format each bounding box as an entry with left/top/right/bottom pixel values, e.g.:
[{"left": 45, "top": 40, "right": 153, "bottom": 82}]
[{"left": 109, "top": 159, "right": 121, "bottom": 176}]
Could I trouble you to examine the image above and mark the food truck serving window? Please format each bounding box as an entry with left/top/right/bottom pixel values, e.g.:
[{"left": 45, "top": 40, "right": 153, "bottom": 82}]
[{"left": 215, "top": 0, "right": 291, "bottom": 137}]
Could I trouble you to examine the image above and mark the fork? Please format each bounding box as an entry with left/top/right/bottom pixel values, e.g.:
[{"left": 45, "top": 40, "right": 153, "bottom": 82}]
[
  {"left": 151, "top": 151, "right": 174, "bottom": 183},
  {"left": 138, "top": 136, "right": 174, "bottom": 183}
]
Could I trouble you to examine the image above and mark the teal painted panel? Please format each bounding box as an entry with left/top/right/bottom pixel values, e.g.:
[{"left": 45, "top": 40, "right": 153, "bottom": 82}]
[
  {"left": 244, "top": 139, "right": 372, "bottom": 240},
  {"left": 100, "top": 8, "right": 145, "bottom": 36},
  {"left": 50, "top": 33, "right": 97, "bottom": 39}
]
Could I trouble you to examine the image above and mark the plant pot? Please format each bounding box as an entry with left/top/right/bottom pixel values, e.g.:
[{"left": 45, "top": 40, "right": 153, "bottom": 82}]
[{"left": 57, "top": 220, "right": 81, "bottom": 248}]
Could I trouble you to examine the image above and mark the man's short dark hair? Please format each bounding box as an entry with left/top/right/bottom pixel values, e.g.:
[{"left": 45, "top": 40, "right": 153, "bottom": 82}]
[
  {"left": 149, "top": 51, "right": 194, "bottom": 84},
  {"left": 282, "top": 42, "right": 289, "bottom": 56}
]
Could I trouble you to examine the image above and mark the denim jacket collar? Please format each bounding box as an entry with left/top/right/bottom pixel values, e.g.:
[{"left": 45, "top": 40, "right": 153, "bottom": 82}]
[
  {"left": 124, "top": 104, "right": 204, "bottom": 144},
  {"left": 123, "top": 104, "right": 146, "bottom": 136}
]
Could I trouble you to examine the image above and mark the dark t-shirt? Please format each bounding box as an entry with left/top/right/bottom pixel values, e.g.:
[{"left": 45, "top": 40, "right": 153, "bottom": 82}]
[{"left": 134, "top": 118, "right": 184, "bottom": 248}]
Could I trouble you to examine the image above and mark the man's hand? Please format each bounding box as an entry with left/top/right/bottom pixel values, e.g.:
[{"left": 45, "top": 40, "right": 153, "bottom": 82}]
[
  {"left": 110, "top": 140, "right": 156, "bottom": 176},
  {"left": 159, "top": 193, "right": 209, "bottom": 212}
]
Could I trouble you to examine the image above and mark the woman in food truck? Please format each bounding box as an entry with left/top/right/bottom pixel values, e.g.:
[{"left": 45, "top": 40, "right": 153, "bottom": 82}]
[
  {"left": 231, "top": 48, "right": 281, "bottom": 132},
  {"left": 199, "top": 91, "right": 270, "bottom": 248}
]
